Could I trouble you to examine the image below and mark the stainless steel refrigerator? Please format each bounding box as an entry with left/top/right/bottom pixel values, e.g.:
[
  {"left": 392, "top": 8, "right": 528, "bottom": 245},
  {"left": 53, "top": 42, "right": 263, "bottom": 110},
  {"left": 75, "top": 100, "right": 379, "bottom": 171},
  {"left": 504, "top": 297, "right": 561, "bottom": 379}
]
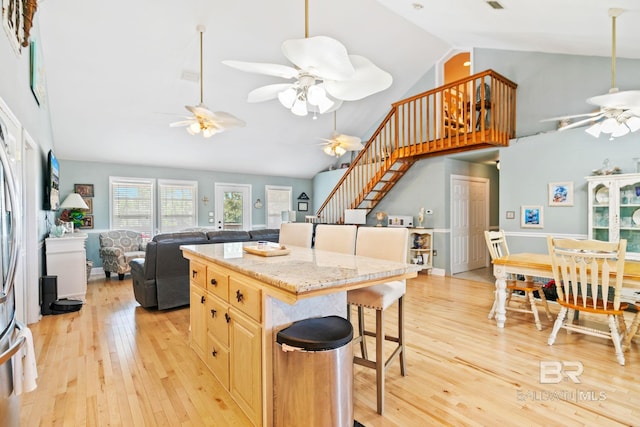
[{"left": 0, "top": 111, "right": 23, "bottom": 425}]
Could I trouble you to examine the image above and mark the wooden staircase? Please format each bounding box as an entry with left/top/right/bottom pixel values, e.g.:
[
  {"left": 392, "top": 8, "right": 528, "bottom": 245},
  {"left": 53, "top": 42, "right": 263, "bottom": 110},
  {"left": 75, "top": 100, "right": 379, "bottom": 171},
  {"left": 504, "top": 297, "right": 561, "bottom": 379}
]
[{"left": 316, "top": 69, "right": 517, "bottom": 224}]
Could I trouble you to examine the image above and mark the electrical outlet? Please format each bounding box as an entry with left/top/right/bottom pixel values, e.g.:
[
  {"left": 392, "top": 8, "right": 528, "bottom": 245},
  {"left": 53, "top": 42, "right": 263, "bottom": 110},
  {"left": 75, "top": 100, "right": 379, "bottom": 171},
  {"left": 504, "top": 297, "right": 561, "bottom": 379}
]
[{"left": 433, "top": 249, "right": 437, "bottom": 256}]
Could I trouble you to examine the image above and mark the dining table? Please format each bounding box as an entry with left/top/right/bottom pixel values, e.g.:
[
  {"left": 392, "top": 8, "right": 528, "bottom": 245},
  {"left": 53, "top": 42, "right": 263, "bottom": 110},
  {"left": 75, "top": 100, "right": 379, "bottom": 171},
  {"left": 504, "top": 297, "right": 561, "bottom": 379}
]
[{"left": 491, "top": 252, "right": 640, "bottom": 329}]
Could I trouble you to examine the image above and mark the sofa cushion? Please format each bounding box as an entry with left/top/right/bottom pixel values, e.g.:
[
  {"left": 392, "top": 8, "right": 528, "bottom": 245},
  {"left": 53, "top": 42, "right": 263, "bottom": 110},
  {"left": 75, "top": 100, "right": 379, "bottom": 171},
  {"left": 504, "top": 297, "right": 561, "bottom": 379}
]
[
  {"left": 249, "top": 229, "right": 280, "bottom": 243},
  {"left": 206, "top": 230, "right": 251, "bottom": 243}
]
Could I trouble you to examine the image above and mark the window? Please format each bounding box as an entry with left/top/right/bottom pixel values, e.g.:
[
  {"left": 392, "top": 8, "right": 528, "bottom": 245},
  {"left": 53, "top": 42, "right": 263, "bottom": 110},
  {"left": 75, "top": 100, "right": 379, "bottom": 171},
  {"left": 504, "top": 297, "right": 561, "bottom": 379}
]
[
  {"left": 109, "top": 177, "right": 154, "bottom": 238},
  {"left": 265, "top": 185, "right": 292, "bottom": 229},
  {"left": 158, "top": 179, "right": 198, "bottom": 233}
]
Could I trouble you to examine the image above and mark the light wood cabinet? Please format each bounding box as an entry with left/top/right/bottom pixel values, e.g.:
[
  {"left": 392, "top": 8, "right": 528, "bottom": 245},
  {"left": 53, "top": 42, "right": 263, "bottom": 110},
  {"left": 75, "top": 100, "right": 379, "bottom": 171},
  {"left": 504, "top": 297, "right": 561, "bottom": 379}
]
[
  {"left": 188, "top": 260, "right": 263, "bottom": 427},
  {"left": 189, "top": 264, "right": 207, "bottom": 359},
  {"left": 408, "top": 228, "right": 433, "bottom": 271},
  {"left": 587, "top": 173, "right": 640, "bottom": 259}
]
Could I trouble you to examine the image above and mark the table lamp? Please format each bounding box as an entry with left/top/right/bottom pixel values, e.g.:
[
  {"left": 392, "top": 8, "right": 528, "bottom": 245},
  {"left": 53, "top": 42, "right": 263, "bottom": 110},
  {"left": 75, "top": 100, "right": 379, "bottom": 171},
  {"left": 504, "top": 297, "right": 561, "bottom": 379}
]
[{"left": 59, "top": 193, "right": 89, "bottom": 230}]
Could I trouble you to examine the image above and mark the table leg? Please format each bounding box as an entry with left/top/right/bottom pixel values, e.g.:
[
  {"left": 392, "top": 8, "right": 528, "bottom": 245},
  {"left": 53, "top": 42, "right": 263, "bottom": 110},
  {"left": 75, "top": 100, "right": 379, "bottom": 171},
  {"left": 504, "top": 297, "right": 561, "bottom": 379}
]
[{"left": 493, "top": 265, "right": 507, "bottom": 328}]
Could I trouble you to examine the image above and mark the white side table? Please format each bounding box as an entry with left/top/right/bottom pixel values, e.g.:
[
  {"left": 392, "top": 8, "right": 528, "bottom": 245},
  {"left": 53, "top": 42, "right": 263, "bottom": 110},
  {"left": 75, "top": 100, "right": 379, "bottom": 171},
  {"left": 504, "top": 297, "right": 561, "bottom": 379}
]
[{"left": 45, "top": 232, "right": 88, "bottom": 301}]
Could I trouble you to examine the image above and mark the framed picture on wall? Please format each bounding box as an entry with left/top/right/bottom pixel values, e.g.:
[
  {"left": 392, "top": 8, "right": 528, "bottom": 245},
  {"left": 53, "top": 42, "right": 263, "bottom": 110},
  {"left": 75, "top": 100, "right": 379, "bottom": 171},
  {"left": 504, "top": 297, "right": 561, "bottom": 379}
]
[
  {"left": 74, "top": 183, "right": 94, "bottom": 197},
  {"left": 82, "top": 197, "right": 93, "bottom": 214},
  {"left": 521, "top": 205, "right": 543, "bottom": 228},
  {"left": 79, "top": 215, "right": 93, "bottom": 229},
  {"left": 297, "top": 201, "right": 308, "bottom": 212},
  {"left": 548, "top": 181, "right": 574, "bottom": 206}
]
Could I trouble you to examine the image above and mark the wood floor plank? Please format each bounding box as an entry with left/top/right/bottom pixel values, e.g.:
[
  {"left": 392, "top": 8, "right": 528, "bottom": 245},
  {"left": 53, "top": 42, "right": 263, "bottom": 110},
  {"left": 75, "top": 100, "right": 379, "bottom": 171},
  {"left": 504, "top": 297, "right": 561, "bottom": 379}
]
[{"left": 19, "top": 271, "right": 640, "bottom": 426}]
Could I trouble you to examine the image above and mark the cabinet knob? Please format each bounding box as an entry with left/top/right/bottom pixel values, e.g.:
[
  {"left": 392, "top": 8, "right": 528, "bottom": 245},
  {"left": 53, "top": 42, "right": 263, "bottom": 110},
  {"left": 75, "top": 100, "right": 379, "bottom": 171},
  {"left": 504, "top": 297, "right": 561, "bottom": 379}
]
[
  {"left": 212, "top": 349, "right": 217, "bottom": 357},
  {"left": 210, "top": 308, "right": 216, "bottom": 318},
  {"left": 200, "top": 295, "right": 205, "bottom": 304},
  {"left": 225, "top": 313, "right": 231, "bottom": 323},
  {"left": 210, "top": 278, "right": 217, "bottom": 286},
  {"left": 235, "top": 290, "right": 244, "bottom": 303},
  {"left": 192, "top": 270, "right": 198, "bottom": 278}
]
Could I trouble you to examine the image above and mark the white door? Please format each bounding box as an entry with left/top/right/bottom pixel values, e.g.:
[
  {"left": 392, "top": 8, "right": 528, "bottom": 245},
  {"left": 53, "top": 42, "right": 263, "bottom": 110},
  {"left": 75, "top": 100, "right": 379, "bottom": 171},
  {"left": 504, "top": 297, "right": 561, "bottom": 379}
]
[
  {"left": 450, "top": 175, "right": 489, "bottom": 274},
  {"left": 214, "top": 183, "right": 251, "bottom": 230}
]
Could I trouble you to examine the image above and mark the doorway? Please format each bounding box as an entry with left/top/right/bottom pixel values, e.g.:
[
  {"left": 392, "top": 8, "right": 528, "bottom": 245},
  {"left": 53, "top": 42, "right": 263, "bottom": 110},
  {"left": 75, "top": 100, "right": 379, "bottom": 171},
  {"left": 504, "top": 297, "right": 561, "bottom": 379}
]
[
  {"left": 214, "top": 183, "right": 251, "bottom": 230},
  {"left": 450, "top": 175, "right": 489, "bottom": 274}
]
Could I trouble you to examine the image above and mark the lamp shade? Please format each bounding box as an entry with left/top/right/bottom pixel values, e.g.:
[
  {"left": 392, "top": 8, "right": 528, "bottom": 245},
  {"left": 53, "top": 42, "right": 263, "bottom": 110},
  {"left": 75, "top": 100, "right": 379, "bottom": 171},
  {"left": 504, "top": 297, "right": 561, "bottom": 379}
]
[{"left": 60, "top": 193, "right": 89, "bottom": 210}]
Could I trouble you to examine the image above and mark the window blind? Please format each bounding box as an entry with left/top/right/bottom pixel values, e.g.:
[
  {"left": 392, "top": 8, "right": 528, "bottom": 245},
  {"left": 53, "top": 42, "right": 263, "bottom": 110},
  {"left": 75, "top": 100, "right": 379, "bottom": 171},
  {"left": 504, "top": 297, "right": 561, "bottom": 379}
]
[
  {"left": 159, "top": 180, "right": 197, "bottom": 233},
  {"left": 110, "top": 177, "right": 154, "bottom": 237}
]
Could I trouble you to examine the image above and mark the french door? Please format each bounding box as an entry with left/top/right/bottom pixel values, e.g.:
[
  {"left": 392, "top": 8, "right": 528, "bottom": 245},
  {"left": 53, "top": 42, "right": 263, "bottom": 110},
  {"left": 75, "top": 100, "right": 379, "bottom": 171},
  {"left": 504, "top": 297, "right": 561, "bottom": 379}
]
[{"left": 214, "top": 183, "right": 251, "bottom": 230}]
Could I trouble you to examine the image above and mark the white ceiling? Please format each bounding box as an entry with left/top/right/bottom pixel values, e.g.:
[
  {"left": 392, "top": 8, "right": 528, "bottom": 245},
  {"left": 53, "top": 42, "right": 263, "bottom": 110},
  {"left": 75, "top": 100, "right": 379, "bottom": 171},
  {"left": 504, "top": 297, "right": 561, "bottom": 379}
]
[{"left": 36, "top": 0, "right": 640, "bottom": 179}]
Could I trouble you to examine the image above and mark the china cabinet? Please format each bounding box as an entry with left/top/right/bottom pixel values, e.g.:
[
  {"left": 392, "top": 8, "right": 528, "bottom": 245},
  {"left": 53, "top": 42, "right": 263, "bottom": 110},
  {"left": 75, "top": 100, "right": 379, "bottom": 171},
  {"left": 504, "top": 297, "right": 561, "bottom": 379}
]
[
  {"left": 408, "top": 228, "right": 433, "bottom": 271},
  {"left": 587, "top": 173, "right": 640, "bottom": 259}
]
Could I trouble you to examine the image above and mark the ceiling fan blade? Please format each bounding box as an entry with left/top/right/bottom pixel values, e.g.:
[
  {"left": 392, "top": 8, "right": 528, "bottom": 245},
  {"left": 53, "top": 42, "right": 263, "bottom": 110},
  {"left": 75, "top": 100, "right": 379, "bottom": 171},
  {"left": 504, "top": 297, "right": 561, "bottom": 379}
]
[
  {"left": 324, "top": 55, "right": 393, "bottom": 101},
  {"left": 282, "top": 36, "right": 354, "bottom": 81},
  {"left": 247, "top": 83, "right": 293, "bottom": 103},
  {"left": 540, "top": 111, "right": 602, "bottom": 122},
  {"left": 334, "top": 133, "right": 362, "bottom": 146},
  {"left": 169, "top": 120, "right": 195, "bottom": 128},
  {"left": 209, "top": 111, "right": 246, "bottom": 129},
  {"left": 186, "top": 104, "right": 215, "bottom": 119},
  {"left": 587, "top": 90, "right": 640, "bottom": 109},
  {"left": 558, "top": 114, "right": 604, "bottom": 131},
  {"left": 222, "top": 60, "right": 298, "bottom": 79}
]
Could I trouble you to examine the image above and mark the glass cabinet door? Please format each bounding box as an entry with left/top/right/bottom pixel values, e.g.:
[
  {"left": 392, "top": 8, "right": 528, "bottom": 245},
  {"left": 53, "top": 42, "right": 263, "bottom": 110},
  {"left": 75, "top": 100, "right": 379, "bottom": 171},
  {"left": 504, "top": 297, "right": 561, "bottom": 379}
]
[
  {"left": 618, "top": 179, "right": 640, "bottom": 253},
  {"left": 591, "top": 182, "right": 610, "bottom": 242}
]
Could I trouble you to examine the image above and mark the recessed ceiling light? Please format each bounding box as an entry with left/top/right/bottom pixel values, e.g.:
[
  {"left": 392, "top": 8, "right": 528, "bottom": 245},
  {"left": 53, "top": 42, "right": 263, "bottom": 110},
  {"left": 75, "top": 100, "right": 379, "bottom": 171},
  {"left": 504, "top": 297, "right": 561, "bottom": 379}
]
[
  {"left": 412, "top": 3, "right": 424, "bottom": 10},
  {"left": 486, "top": 1, "right": 504, "bottom": 9}
]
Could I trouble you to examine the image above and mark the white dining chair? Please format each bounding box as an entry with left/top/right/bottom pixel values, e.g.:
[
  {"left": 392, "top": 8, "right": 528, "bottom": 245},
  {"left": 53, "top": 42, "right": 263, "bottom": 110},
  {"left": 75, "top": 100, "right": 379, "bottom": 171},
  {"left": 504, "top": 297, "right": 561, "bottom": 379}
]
[
  {"left": 347, "top": 226, "right": 408, "bottom": 415},
  {"left": 279, "top": 222, "right": 313, "bottom": 248},
  {"left": 314, "top": 224, "right": 357, "bottom": 254}
]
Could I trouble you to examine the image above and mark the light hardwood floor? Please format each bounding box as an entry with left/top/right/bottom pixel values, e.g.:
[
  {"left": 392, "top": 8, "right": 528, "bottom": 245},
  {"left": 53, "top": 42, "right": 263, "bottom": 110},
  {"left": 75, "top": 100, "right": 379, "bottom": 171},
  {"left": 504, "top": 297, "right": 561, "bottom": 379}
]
[{"left": 20, "top": 272, "right": 640, "bottom": 426}]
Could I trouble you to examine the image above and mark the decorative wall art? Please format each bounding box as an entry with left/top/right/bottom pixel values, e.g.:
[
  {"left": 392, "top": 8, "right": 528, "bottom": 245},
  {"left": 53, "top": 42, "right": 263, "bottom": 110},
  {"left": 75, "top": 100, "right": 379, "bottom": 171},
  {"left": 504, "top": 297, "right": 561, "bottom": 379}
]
[
  {"left": 521, "top": 205, "right": 543, "bottom": 228},
  {"left": 29, "top": 38, "right": 46, "bottom": 105},
  {"left": 297, "top": 201, "right": 308, "bottom": 212},
  {"left": 548, "top": 181, "right": 574, "bottom": 206},
  {"left": 74, "top": 184, "right": 94, "bottom": 198}
]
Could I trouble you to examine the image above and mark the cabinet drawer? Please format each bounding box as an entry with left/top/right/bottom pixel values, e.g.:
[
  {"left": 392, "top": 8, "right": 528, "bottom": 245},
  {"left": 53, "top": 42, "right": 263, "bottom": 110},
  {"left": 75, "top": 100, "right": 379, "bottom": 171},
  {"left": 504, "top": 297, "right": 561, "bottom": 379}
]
[
  {"left": 207, "top": 265, "right": 229, "bottom": 301},
  {"left": 207, "top": 333, "right": 230, "bottom": 390},
  {"left": 206, "top": 294, "right": 229, "bottom": 346},
  {"left": 189, "top": 260, "right": 206, "bottom": 288},
  {"left": 229, "top": 277, "right": 261, "bottom": 322}
]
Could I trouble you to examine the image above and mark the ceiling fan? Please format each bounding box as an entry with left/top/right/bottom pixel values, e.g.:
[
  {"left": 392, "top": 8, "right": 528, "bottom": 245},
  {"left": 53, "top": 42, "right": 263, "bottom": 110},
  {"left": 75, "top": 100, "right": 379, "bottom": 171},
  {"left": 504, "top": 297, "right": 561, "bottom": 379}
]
[
  {"left": 170, "top": 25, "right": 245, "bottom": 137},
  {"left": 543, "top": 8, "right": 640, "bottom": 139},
  {"left": 319, "top": 112, "right": 364, "bottom": 157},
  {"left": 222, "top": 0, "right": 392, "bottom": 117}
]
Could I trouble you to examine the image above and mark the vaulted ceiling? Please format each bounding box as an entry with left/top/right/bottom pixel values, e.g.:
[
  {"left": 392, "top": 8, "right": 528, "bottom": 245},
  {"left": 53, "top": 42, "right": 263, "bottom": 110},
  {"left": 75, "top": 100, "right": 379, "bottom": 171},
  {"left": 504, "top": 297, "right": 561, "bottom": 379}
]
[{"left": 36, "top": 0, "right": 640, "bottom": 178}]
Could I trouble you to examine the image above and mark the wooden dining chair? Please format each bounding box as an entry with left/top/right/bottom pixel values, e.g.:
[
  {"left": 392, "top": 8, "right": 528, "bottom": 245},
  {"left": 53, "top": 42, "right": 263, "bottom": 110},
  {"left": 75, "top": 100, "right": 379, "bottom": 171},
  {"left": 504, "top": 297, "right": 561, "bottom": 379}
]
[
  {"left": 278, "top": 222, "right": 313, "bottom": 248},
  {"left": 547, "top": 236, "right": 628, "bottom": 365},
  {"left": 347, "top": 227, "right": 408, "bottom": 414},
  {"left": 485, "top": 230, "right": 552, "bottom": 330},
  {"left": 313, "top": 224, "right": 357, "bottom": 254}
]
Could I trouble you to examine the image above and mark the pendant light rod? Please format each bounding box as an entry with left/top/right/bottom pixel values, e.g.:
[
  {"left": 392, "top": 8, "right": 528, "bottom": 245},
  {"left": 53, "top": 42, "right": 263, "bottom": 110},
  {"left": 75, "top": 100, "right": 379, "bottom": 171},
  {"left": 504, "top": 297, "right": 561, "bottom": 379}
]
[
  {"left": 197, "top": 24, "right": 206, "bottom": 104},
  {"left": 305, "top": 0, "right": 309, "bottom": 38},
  {"left": 609, "top": 8, "right": 624, "bottom": 91}
]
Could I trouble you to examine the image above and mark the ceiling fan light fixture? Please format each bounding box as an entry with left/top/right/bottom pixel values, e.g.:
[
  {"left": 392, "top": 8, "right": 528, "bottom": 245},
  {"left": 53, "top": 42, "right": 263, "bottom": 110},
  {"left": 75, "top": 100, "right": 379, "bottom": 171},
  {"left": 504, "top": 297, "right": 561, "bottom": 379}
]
[
  {"left": 600, "top": 117, "right": 619, "bottom": 134},
  {"left": 585, "top": 122, "right": 602, "bottom": 138},
  {"left": 626, "top": 116, "right": 640, "bottom": 132},
  {"left": 278, "top": 88, "right": 297, "bottom": 109},
  {"left": 291, "top": 98, "right": 308, "bottom": 116},
  {"left": 611, "top": 122, "right": 630, "bottom": 138}
]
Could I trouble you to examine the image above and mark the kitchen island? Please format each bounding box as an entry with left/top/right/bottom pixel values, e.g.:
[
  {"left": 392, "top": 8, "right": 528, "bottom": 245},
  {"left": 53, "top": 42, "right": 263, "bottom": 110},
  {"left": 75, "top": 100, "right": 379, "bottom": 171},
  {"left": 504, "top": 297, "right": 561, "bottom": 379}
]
[{"left": 181, "top": 241, "right": 419, "bottom": 427}]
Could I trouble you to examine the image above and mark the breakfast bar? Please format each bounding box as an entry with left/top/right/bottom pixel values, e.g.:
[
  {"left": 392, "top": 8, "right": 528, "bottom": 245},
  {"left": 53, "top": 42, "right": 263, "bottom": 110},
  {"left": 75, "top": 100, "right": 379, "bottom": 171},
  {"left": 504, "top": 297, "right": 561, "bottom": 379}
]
[{"left": 181, "top": 241, "right": 419, "bottom": 427}]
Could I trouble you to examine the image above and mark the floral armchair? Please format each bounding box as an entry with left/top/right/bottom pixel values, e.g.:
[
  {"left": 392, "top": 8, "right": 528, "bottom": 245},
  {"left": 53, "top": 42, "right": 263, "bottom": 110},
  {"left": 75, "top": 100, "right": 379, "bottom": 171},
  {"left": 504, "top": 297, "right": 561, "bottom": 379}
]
[{"left": 99, "top": 230, "right": 146, "bottom": 280}]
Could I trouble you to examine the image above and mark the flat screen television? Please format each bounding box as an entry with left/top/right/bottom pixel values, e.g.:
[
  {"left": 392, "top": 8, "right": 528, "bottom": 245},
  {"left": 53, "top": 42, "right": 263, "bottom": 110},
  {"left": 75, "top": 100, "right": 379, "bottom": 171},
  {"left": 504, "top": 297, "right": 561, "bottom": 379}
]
[{"left": 44, "top": 150, "right": 59, "bottom": 211}]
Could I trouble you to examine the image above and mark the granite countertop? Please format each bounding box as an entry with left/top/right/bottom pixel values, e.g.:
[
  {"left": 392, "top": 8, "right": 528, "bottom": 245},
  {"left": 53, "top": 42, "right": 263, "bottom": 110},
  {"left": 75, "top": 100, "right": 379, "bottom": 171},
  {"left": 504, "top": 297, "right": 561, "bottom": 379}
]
[{"left": 181, "top": 242, "right": 420, "bottom": 296}]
